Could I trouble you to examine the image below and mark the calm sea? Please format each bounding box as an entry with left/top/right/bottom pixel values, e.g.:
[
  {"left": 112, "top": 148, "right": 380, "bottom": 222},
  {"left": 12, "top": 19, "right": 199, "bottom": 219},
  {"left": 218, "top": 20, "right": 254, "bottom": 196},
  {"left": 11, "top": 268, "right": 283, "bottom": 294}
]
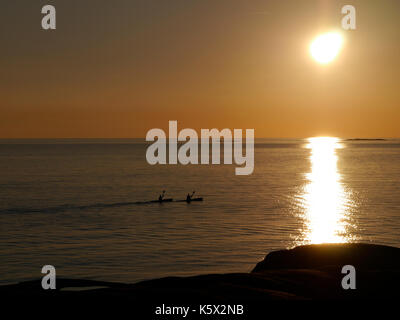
[{"left": 0, "top": 138, "right": 399, "bottom": 284}]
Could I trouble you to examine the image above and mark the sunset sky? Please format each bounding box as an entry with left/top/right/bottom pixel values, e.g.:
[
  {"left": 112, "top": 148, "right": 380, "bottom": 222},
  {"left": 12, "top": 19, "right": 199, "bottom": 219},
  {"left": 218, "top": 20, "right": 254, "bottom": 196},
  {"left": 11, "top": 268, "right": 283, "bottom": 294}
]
[{"left": 1, "top": 0, "right": 399, "bottom": 138}]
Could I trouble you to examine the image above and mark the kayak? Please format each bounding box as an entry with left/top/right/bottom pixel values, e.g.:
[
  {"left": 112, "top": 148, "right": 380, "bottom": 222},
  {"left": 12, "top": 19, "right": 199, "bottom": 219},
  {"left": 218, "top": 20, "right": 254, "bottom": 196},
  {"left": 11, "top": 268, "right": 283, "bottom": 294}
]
[
  {"left": 150, "top": 198, "right": 173, "bottom": 203},
  {"left": 189, "top": 197, "right": 203, "bottom": 202},
  {"left": 137, "top": 198, "right": 203, "bottom": 204},
  {"left": 175, "top": 197, "right": 204, "bottom": 203}
]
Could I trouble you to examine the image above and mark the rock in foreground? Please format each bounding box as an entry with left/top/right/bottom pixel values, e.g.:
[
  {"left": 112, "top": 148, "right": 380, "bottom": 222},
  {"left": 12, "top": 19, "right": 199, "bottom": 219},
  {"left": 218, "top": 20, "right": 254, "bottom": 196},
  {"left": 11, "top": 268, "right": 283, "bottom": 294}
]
[{"left": 1, "top": 243, "right": 399, "bottom": 302}]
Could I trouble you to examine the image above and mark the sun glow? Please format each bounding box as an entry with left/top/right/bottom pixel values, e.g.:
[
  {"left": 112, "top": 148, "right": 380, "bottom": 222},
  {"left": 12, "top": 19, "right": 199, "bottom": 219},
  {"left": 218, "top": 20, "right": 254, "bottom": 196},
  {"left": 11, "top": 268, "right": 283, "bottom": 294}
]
[{"left": 310, "top": 32, "right": 343, "bottom": 64}]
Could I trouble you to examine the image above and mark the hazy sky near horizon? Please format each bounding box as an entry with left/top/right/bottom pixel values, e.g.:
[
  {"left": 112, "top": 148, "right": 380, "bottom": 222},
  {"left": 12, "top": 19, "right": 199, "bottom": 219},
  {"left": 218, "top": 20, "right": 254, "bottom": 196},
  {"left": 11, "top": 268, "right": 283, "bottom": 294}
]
[{"left": 0, "top": 0, "right": 399, "bottom": 138}]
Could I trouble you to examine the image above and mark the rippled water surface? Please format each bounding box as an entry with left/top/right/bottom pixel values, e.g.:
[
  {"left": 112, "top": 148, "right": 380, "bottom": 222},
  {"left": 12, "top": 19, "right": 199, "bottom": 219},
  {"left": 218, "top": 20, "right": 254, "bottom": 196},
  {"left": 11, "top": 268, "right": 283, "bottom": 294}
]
[{"left": 0, "top": 138, "right": 399, "bottom": 284}]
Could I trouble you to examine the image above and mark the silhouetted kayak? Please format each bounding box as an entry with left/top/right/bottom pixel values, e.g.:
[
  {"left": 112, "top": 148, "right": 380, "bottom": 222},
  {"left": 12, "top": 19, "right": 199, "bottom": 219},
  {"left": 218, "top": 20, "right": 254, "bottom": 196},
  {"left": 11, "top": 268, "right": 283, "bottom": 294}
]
[
  {"left": 149, "top": 198, "right": 173, "bottom": 203},
  {"left": 175, "top": 197, "right": 204, "bottom": 203},
  {"left": 189, "top": 197, "right": 203, "bottom": 202},
  {"left": 136, "top": 198, "right": 203, "bottom": 204}
]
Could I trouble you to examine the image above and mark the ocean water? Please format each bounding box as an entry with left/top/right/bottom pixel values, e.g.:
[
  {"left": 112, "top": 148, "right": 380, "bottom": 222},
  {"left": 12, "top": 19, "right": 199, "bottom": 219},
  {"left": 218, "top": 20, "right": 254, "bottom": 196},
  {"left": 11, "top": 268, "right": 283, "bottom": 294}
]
[{"left": 0, "top": 138, "right": 399, "bottom": 284}]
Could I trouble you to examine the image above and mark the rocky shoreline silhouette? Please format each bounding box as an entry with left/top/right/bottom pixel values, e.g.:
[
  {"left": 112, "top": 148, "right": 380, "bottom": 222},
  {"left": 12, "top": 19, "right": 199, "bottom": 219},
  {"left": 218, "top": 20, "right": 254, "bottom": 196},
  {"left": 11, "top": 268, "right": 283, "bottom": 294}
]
[{"left": 2, "top": 243, "right": 399, "bottom": 302}]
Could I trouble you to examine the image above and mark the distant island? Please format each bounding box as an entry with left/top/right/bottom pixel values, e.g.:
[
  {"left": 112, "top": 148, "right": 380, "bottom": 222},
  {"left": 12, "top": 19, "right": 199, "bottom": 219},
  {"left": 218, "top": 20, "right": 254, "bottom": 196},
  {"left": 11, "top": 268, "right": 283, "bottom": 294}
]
[{"left": 345, "top": 138, "right": 387, "bottom": 141}]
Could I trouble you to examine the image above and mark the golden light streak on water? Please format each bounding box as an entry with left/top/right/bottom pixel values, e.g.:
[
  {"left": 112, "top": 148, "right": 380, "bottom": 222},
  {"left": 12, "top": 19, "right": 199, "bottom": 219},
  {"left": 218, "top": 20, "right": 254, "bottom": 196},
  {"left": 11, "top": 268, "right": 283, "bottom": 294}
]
[{"left": 300, "top": 137, "right": 352, "bottom": 244}]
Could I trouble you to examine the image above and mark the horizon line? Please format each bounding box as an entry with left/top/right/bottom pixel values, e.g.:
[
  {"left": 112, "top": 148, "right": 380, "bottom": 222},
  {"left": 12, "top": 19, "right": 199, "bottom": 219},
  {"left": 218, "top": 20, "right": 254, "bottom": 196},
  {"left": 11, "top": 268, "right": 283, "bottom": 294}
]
[{"left": 0, "top": 137, "right": 397, "bottom": 140}]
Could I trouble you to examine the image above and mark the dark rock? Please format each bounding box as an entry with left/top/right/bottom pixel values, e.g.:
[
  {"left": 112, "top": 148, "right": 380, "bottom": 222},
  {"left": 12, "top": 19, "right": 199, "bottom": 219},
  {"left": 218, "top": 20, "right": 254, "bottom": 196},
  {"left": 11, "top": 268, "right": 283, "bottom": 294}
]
[
  {"left": 252, "top": 243, "right": 400, "bottom": 273},
  {"left": 1, "top": 243, "right": 399, "bottom": 304}
]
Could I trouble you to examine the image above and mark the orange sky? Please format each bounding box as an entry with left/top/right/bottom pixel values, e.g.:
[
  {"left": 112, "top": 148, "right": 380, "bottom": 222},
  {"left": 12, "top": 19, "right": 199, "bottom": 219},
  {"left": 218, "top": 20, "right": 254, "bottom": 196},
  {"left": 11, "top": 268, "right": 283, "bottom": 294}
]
[{"left": 0, "top": 0, "right": 399, "bottom": 138}]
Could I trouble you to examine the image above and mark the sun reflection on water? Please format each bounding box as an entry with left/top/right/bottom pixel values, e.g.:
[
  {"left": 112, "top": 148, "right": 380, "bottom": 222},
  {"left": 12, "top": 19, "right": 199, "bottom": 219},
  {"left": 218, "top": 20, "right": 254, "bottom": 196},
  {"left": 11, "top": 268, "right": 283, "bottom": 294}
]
[{"left": 299, "top": 137, "right": 352, "bottom": 244}]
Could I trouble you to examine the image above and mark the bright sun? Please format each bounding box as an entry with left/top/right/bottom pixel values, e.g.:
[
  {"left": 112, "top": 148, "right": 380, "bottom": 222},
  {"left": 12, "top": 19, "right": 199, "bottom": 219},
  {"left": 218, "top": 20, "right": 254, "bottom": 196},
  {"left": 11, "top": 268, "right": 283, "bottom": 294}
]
[{"left": 310, "top": 32, "right": 343, "bottom": 64}]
